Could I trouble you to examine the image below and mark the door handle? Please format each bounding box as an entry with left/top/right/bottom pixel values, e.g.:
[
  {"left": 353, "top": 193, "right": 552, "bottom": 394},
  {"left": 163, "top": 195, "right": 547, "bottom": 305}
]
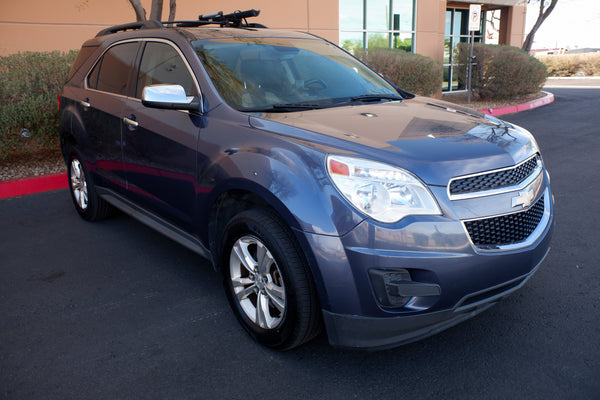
[
  {"left": 123, "top": 116, "right": 139, "bottom": 129},
  {"left": 80, "top": 98, "right": 90, "bottom": 108}
]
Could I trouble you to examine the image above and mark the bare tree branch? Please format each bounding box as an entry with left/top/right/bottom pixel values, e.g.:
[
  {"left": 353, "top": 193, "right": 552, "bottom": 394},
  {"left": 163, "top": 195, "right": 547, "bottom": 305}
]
[
  {"left": 150, "top": 0, "right": 163, "bottom": 21},
  {"left": 128, "top": 0, "right": 147, "bottom": 22},
  {"left": 522, "top": 0, "right": 559, "bottom": 52},
  {"left": 168, "top": 0, "right": 176, "bottom": 21}
]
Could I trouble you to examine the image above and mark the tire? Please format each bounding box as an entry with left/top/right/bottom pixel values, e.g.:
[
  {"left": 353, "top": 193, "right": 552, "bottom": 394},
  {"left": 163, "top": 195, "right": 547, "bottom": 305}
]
[
  {"left": 221, "top": 208, "right": 321, "bottom": 350},
  {"left": 67, "top": 148, "right": 113, "bottom": 221}
]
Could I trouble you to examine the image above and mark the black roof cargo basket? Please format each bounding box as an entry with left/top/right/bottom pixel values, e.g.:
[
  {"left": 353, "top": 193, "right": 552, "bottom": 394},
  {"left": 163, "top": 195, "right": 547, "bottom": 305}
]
[
  {"left": 200, "top": 9, "right": 262, "bottom": 26},
  {"left": 171, "top": 9, "right": 266, "bottom": 28},
  {"left": 96, "top": 9, "right": 265, "bottom": 37}
]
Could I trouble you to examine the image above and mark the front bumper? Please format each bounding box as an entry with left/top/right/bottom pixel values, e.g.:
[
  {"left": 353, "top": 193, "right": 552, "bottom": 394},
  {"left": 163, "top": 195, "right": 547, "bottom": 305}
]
[
  {"left": 301, "top": 186, "right": 554, "bottom": 349},
  {"left": 322, "top": 250, "right": 548, "bottom": 349}
]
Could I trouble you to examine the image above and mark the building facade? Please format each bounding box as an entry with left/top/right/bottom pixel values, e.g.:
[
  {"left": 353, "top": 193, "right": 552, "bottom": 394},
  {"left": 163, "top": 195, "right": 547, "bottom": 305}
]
[{"left": 0, "top": 0, "right": 526, "bottom": 91}]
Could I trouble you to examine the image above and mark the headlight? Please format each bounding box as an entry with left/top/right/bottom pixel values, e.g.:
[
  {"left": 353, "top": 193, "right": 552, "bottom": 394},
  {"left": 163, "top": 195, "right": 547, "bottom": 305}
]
[{"left": 327, "top": 155, "right": 441, "bottom": 223}]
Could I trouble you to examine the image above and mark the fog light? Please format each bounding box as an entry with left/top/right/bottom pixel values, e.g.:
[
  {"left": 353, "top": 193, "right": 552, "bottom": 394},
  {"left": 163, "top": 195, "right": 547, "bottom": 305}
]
[
  {"left": 369, "top": 269, "right": 413, "bottom": 308},
  {"left": 369, "top": 269, "right": 442, "bottom": 308}
]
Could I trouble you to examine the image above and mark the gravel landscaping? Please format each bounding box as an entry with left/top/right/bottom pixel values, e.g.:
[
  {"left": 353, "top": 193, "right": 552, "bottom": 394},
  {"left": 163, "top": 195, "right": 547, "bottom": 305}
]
[{"left": 0, "top": 152, "right": 65, "bottom": 181}]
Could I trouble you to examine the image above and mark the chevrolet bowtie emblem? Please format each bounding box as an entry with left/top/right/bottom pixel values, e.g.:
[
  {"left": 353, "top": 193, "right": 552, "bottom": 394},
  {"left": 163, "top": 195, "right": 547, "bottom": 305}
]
[{"left": 512, "top": 188, "right": 536, "bottom": 208}]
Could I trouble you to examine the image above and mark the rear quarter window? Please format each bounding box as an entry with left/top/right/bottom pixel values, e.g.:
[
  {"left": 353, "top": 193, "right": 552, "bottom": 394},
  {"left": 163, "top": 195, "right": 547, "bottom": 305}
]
[{"left": 68, "top": 45, "right": 98, "bottom": 81}]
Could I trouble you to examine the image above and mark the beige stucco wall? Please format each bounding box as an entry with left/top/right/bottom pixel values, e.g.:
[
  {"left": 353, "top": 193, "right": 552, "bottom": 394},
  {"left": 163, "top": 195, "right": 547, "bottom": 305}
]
[
  {"left": 1, "top": 0, "right": 525, "bottom": 76},
  {"left": 0, "top": 0, "right": 339, "bottom": 55},
  {"left": 502, "top": 4, "right": 526, "bottom": 47},
  {"left": 415, "top": 0, "right": 447, "bottom": 63}
]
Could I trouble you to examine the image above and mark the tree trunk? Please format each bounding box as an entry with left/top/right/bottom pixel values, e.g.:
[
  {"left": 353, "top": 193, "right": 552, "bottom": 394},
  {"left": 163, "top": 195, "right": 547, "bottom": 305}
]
[
  {"left": 128, "top": 0, "right": 147, "bottom": 22},
  {"left": 150, "top": 0, "right": 163, "bottom": 21},
  {"left": 168, "top": 0, "right": 176, "bottom": 21},
  {"left": 522, "top": 0, "right": 559, "bottom": 53}
]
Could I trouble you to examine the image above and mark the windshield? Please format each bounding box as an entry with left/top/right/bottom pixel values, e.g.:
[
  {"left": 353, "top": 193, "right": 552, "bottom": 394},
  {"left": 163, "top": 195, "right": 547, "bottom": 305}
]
[{"left": 192, "top": 37, "right": 401, "bottom": 111}]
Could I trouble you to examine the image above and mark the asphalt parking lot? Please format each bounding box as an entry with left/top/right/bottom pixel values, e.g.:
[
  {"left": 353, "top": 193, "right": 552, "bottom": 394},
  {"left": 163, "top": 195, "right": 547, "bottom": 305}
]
[{"left": 1, "top": 87, "right": 599, "bottom": 399}]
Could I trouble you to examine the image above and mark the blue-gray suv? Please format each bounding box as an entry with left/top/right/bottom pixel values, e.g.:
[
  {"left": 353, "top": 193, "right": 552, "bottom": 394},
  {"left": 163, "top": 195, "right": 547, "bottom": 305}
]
[{"left": 58, "top": 10, "right": 554, "bottom": 350}]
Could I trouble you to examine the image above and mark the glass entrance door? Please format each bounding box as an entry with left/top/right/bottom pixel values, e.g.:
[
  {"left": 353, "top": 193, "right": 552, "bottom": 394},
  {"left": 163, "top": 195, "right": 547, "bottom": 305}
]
[{"left": 443, "top": 8, "right": 482, "bottom": 92}]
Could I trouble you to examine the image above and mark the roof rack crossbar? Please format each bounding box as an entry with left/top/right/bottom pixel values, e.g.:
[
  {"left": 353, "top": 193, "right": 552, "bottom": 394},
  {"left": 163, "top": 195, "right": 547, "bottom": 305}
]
[{"left": 96, "top": 20, "right": 164, "bottom": 37}]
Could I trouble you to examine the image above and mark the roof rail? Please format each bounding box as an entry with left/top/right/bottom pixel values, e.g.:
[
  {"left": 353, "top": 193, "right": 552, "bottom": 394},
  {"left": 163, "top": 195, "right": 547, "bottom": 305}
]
[{"left": 96, "top": 20, "right": 164, "bottom": 37}]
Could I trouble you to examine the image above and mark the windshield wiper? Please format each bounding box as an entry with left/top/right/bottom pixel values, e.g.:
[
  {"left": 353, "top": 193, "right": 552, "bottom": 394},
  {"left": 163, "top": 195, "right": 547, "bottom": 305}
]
[
  {"left": 348, "top": 94, "right": 404, "bottom": 103},
  {"left": 240, "top": 103, "right": 324, "bottom": 112}
]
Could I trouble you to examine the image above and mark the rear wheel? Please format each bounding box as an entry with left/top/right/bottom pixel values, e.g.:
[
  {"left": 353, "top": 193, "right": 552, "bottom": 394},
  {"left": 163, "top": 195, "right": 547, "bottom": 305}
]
[
  {"left": 67, "top": 149, "right": 112, "bottom": 221},
  {"left": 221, "top": 208, "right": 321, "bottom": 350}
]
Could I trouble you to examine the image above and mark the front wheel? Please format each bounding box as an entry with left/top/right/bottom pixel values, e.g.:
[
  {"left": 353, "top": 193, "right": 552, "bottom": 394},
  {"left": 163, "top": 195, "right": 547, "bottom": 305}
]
[{"left": 221, "top": 208, "right": 321, "bottom": 350}]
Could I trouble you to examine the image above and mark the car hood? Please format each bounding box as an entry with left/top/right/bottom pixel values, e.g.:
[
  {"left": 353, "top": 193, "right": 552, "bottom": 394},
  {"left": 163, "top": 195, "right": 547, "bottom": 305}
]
[{"left": 248, "top": 97, "right": 539, "bottom": 186}]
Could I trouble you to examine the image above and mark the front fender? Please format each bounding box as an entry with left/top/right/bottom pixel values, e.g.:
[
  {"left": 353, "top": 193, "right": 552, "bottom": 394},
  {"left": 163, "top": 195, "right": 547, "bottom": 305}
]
[
  {"left": 201, "top": 145, "right": 363, "bottom": 312},
  {"left": 204, "top": 144, "right": 364, "bottom": 237}
]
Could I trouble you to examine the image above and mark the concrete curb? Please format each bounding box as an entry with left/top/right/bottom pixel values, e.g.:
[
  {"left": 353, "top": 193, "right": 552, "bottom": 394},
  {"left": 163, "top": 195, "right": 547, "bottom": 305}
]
[
  {"left": 477, "top": 91, "right": 555, "bottom": 116},
  {"left": 0, "top": 91, "right": 557, "bottom": 200}
]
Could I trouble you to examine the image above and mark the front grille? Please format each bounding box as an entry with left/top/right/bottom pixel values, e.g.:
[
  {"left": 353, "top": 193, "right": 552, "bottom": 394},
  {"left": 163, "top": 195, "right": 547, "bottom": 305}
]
[
  {"left": 450, "top": 155, "right": 539, "bottom": 195},
  {"left": 464, "top": 195, "right": 545, "bottom": 248}
]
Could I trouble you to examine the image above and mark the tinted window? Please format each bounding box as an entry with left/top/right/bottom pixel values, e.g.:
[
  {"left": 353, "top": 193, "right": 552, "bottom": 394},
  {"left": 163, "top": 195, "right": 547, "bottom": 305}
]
[
  {"left": 88, "top": 42, "right": 139, "bottom": 96},
  {"left": 135, "top": 42, "right": 196, "bottom": 99}
]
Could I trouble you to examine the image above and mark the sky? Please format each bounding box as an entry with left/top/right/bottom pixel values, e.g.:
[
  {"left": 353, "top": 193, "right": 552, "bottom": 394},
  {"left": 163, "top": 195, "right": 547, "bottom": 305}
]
[{"left": 525, "top": 0, "right": 600, "bottom": 49}]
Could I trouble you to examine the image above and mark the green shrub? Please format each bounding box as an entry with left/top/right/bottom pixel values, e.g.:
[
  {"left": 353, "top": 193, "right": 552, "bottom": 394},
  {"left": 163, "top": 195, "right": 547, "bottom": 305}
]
[
  {"left": 356, "top": 48, "right": 443, "bottom": 97},
  {"left": 457, "top": 44, "right": 547, "bottom": 100},
  {"left": 0, "top": 50, "right": 78, "bottom": 160}
]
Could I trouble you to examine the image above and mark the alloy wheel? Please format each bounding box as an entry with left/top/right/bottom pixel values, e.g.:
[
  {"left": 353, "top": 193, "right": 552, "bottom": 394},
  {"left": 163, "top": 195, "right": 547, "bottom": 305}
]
[
  {"left": 229, "top": 235, "right": 286, "bottom": 329},
  {"left": 70, "top": 158, "right": 88, "bottom": 210}
]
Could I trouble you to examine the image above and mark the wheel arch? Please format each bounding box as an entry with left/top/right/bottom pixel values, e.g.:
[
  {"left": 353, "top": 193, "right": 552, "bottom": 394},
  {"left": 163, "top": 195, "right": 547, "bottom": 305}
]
[
  {"left": 206, "top": 185, "right": 330, "bottom": 311},
  {"left": 59, "top": 103, "right": 94, "bottom": 164}
]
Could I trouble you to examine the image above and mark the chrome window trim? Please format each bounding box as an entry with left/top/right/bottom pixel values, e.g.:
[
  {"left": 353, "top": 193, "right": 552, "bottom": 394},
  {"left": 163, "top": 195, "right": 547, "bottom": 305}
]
[
  {"left": 447, "top": 154, "right": 542, "bottom": 200},
  {"left": 460, "top": 188, "right": 551, "bottom": 253}
]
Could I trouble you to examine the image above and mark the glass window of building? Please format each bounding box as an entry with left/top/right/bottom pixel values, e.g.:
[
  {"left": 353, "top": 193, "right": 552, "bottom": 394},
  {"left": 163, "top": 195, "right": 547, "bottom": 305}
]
[{"left": 340, "top": 0, "right": 416, "bottom": 54}]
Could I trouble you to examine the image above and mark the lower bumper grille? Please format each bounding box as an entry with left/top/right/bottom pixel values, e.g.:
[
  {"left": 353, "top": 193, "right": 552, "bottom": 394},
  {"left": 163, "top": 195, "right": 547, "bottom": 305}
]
[{"left": 464, "top": 195, "right": 545, "bottom": 248}]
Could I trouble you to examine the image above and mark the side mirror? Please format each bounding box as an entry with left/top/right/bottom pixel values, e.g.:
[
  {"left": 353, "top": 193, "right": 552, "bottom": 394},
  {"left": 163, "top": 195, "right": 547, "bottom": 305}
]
[{"left": 141, "top": 84, "right": 201, "bottom": 112}]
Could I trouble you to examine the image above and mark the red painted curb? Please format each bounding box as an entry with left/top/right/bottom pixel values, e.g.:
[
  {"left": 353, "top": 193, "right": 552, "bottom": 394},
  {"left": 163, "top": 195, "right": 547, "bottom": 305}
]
[
  {"left": 478, "top": 91, "right": 555, "bottom": 116},
  {"left": 0, "top": 172, "right": 68, "bottom": 200}
]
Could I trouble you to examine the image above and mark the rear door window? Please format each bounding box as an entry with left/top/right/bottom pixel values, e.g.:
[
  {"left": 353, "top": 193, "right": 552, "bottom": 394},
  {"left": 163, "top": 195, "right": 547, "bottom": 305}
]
[{"left": 87, "top": 42, "right": 139, "bottom": 96}]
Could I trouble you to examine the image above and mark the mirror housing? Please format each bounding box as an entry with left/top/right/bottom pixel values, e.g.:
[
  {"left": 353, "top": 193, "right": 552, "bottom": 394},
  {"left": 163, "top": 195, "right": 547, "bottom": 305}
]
[{"left": 141, "top": 84, "right": 201, "bottom": 112}]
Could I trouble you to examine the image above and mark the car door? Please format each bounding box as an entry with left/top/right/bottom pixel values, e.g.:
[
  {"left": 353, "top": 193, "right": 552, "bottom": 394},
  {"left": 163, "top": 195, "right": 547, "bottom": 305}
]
[
  {"left": 81, "top": 41, "right": 141, "bottom": 190},
  {"left": 121, "top": 40, "right": 202, "bottom": 230}
]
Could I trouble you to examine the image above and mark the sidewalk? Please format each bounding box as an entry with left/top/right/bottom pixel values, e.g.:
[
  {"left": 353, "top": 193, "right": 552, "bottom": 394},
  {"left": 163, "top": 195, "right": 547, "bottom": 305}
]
[{"left": 544, "top": 76, "right": 600, "bottom": 88}]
